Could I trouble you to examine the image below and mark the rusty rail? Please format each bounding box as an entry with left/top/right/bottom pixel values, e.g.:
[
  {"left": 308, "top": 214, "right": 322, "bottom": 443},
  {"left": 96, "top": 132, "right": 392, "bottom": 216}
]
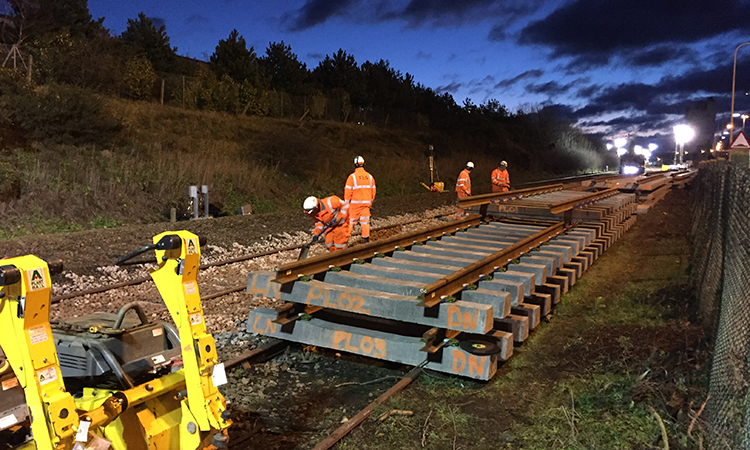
[
  {"left": 274, "top": 215, "right": 483, "bottom": 284},
  {"left": 418, "top": 221, "right": 565, "bottom": 307},
  {"left": 457, "top": 184, "right": 564, "bottom": 208}
]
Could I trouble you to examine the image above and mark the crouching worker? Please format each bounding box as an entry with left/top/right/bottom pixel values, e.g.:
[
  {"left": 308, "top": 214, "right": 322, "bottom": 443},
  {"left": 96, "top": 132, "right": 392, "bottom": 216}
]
[{"left": 303, "top": 195, "right": 350, "bottom": 252}]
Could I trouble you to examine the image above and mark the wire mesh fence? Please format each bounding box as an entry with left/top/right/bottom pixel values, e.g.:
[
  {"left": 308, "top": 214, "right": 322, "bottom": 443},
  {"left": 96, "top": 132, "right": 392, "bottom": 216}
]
[{"left": 690, "top": 161, "right": 750, "bottom": 448}]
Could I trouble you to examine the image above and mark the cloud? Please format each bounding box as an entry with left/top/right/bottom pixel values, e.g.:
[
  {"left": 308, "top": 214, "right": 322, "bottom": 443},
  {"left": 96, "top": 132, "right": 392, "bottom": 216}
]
[
  {"left": 519, "top": 0, "right": 750, "bottom": 65},
  {"left": 466, "top": 75, "right": 497, "bottom": 95},
  {"left": 391, "top": 0, "right": 545, "bottom": 28},
  {"left": 436, "top": 81, "right": 462, "bottom": 95},
  {"left": 284, "top": 0, "right": 546, "bottom": 31},
  {"left": 620, "top": 45, "right": 698, "bottom": 67},
  {"left": 286, "top": 0, "right": 355, "bottom": 31},
  {"left": 525, "top": 77, "right": 589, "bottom": 96},
  {"left": 494, "top": 69, "right": 544, "bottom": 89},
  {"left": 415, "top": 51, "right": 432, "bottom": 60},
  {"left": 573, "top": 56, "right": 750, "bottom": 120}
]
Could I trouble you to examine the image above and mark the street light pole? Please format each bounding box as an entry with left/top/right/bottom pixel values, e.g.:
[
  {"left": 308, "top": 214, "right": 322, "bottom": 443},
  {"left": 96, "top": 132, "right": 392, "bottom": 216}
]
[{"left": 730, "top": 42, "right": 750, "bottom": 142}]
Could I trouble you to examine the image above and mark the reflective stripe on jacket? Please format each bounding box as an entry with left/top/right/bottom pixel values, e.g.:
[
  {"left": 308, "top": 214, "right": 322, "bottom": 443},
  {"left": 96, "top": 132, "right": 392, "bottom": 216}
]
[
  {"left": 491, "top": 168, "right": 509, "bottom": 187},
  {"left": 312, "top": 195, "right": 349, "bottom": 236},
  {"left": 345, "top": 167, "right": 376, "bottom": 205},
  {"left": 455, "top": 169, "right": 471, "bottom": 196}
]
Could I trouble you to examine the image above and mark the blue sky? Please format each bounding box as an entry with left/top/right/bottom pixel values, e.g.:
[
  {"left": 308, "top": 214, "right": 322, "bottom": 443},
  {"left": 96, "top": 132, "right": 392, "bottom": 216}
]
[{"left": 89, "top": 0, "right": 750, "bottom": 147}]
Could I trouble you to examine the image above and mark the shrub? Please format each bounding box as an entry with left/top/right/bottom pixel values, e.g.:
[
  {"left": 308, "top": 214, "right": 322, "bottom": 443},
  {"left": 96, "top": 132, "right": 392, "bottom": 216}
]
[
  {"left": 308, "top": 91, "right": 326, "bottom": 119},
  {"left": 124, "top": 56, "right": 157, "bottom": 100},
  {"left": 27, "top": 31, "right": 130, "bottom": 95},
  {"left": 0, "top": 82, "right": 121, "bottom": 145}
]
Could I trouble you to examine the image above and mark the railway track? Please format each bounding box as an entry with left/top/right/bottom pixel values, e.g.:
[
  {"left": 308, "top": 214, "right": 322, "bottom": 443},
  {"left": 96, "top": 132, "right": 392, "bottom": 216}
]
[
  {"left": 49, "top": 214, "right": 447, "bottom": 305},
  {"left": 49, "top": 172, "right": 686, "bottom": 445},
  {"left": 245, "top": 184, "right": 638, "bottom": 380}
]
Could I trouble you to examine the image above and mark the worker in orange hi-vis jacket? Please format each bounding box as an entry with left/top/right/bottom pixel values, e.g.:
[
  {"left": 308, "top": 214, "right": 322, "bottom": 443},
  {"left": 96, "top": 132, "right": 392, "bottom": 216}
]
[
  {"left": 344, "top": 156, "right": 376, "bottom": 243},
  {"left": 455, "top": 161, "right": 474, "bottom": 217},
  {"left": 491, "top": 160, "right": 510, "bottom": 192},
  {"left": 302, "top": 195, "right": 350, "bottom": 251}
]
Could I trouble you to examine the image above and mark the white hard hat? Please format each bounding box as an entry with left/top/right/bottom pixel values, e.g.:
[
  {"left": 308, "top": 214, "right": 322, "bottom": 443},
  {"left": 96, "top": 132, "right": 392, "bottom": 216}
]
[
  {"left": 354, "top": 156, "right": 365, "bottom": 166},
  {"left": 466, "top": 161, "right": 474, "bottom": 169},
  {"left": 303, "top": 196, "right": 318, "bottom": 213},
  {"left": 500, "top": 160, "right": 507, "bottom": 167}
]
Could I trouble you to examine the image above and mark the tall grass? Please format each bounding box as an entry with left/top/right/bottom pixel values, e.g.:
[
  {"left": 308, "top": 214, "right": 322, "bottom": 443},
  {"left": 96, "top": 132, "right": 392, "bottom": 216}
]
[{"left": 0, "top": 97, "right": 609, "bottom": 239}]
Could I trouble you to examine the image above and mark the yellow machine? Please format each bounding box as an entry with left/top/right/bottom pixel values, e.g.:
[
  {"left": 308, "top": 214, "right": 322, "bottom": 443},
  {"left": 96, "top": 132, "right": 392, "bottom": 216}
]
[{"left": 0, "top": 231, "right": 231, "bottom": 450}]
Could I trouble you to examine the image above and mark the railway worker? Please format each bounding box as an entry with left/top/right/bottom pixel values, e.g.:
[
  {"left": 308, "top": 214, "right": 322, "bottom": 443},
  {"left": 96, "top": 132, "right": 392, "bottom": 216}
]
[
  {"left": 491, "top": 160, "right": 510, "bottom": 192},
  {"left": 303, "top": 195, "right": 350, "bottom": 252},
  {"left": 455, "top": 161, "right": 473, "bottom": 217},
  {"left": 344, "top": 156, "right": 376, "bottom": 243}
]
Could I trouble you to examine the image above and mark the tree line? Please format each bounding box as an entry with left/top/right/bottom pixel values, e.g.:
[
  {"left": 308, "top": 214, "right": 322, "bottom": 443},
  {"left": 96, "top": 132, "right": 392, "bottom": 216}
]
[{"left": 0, "top": 0, "right": 616, "bottom": 173}]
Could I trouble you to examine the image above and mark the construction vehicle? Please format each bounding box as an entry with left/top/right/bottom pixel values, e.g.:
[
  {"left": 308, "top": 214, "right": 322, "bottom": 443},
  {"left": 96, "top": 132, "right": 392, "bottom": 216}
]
[{"left": 0, "top": 231, "right": 231, "bottom": 450}]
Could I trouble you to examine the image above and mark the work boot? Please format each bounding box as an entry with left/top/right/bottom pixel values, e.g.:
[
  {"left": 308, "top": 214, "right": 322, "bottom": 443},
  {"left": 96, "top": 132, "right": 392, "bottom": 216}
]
[{"left": 363, "top": 237, "right": 370, "bottom": 243}]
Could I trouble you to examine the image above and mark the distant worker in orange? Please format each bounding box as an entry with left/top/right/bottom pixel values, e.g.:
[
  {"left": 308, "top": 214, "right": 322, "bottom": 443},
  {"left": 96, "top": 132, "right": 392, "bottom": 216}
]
[
  {"left": 456, "top": 161, "right": 473, "bottom": 198},
  {"left": 303, "top": 195, "right": 350, "bottom": 252},
  {"left": 345, "top": 156, "right": 376, "bottom": 243},
  {"left": 455, "top": 161, "right": 473, "bottom": 217},
  {"left": 491, "top": 161, "right": 510, "bottom": 192}
]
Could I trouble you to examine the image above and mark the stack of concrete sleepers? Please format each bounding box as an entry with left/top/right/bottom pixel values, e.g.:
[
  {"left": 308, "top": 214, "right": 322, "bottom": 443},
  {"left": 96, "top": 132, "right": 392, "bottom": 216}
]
[{"left": 245, "top": 217, "right": 616, "bottom": 381}]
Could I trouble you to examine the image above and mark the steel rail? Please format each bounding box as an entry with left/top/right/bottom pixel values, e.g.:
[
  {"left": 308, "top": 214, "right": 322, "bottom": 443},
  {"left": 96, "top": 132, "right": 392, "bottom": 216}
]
[
  {"left": 635, "top": 173, "right": 669, "bottom": 185},
  {"left": 418, "top": 221, "right": 565, "bottom": 307},
  {"left": 513, "top": 172, "right": 619, "bottom": 189},
  {"left": 311, "top": 365, "right": 423, "bottom": 450},
  {"left": 50, "top": 216, "right": 441, "bottom": 304},
  {"left": 274, "top": 215, "right": 483, "bottom": 284},
  {"left": 457, "top": 184, "right": 564, "bottom": 208},
  {"left": 548, "top": 187, "right": 619, "bottom": 214}
]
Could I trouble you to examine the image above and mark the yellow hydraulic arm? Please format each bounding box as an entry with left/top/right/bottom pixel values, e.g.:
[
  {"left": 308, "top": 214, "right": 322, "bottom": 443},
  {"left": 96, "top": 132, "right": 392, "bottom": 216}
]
[
  {"left": 149, "top": 231, "right": 231, "bottom": 449},
  {"left": 0, "top": 256, "right": 78, "bottom": 450}
]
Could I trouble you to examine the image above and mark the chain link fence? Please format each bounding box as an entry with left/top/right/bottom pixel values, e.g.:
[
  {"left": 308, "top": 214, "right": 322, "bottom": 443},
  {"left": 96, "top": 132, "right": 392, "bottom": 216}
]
[{"left": 690, "top": 161, "right": 750, "bottom": 448}]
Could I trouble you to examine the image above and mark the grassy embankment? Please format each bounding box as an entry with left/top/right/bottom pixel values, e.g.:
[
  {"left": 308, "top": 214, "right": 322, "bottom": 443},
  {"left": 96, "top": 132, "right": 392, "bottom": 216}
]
[
  {"left": 332, "top": 189, "right": 709, "bottom": 450},
  {"left": 0, "top": 97, "right": 569, "bottom": 240}
]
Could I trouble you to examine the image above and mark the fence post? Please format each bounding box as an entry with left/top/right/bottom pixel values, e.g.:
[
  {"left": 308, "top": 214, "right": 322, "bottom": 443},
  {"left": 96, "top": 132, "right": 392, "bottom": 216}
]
[
  {"left": 160, "top": 78, "right": 165, "bottom": 106},
  {"left": 27, "top": 55, "right": 32, "bottom": 82}
]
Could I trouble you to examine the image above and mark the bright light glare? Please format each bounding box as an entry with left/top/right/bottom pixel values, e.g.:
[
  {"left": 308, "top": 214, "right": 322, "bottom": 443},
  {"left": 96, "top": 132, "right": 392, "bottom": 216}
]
[
  {"left": 673, "top": 125, "right": 694, "bottom": 145},
  {"left": 622, "top": 165, "right": 640, "bottom": 175},
  {"left": 606, "top": 143, "right": 614, "bottom": 150},
  {"left": 614, "top": 137, "right": 628, "bottom": 148},
  {"left": 633, "top": 145, "right": 651, "bottom": 159},
  {"left": 616, "top": 148, "right": 627, "bottom": 157},
  {"left": 648, "top": 143, "right": 658, "bottom": 151}
]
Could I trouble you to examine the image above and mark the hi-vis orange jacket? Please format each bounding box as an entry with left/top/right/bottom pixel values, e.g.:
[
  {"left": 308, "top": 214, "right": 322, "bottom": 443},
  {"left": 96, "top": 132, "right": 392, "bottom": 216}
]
[
  {"left": 345, "top": 167, "right": 376, "bottom": 205},
  {"left": 456, "top": 169, "right": 471, "bottom": 197},
  {"left": 491, "top": 167, "right": 510, "bottom": 192},
  {"left": 311, "top": 196, "right": 349, "bottom": 237}
]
